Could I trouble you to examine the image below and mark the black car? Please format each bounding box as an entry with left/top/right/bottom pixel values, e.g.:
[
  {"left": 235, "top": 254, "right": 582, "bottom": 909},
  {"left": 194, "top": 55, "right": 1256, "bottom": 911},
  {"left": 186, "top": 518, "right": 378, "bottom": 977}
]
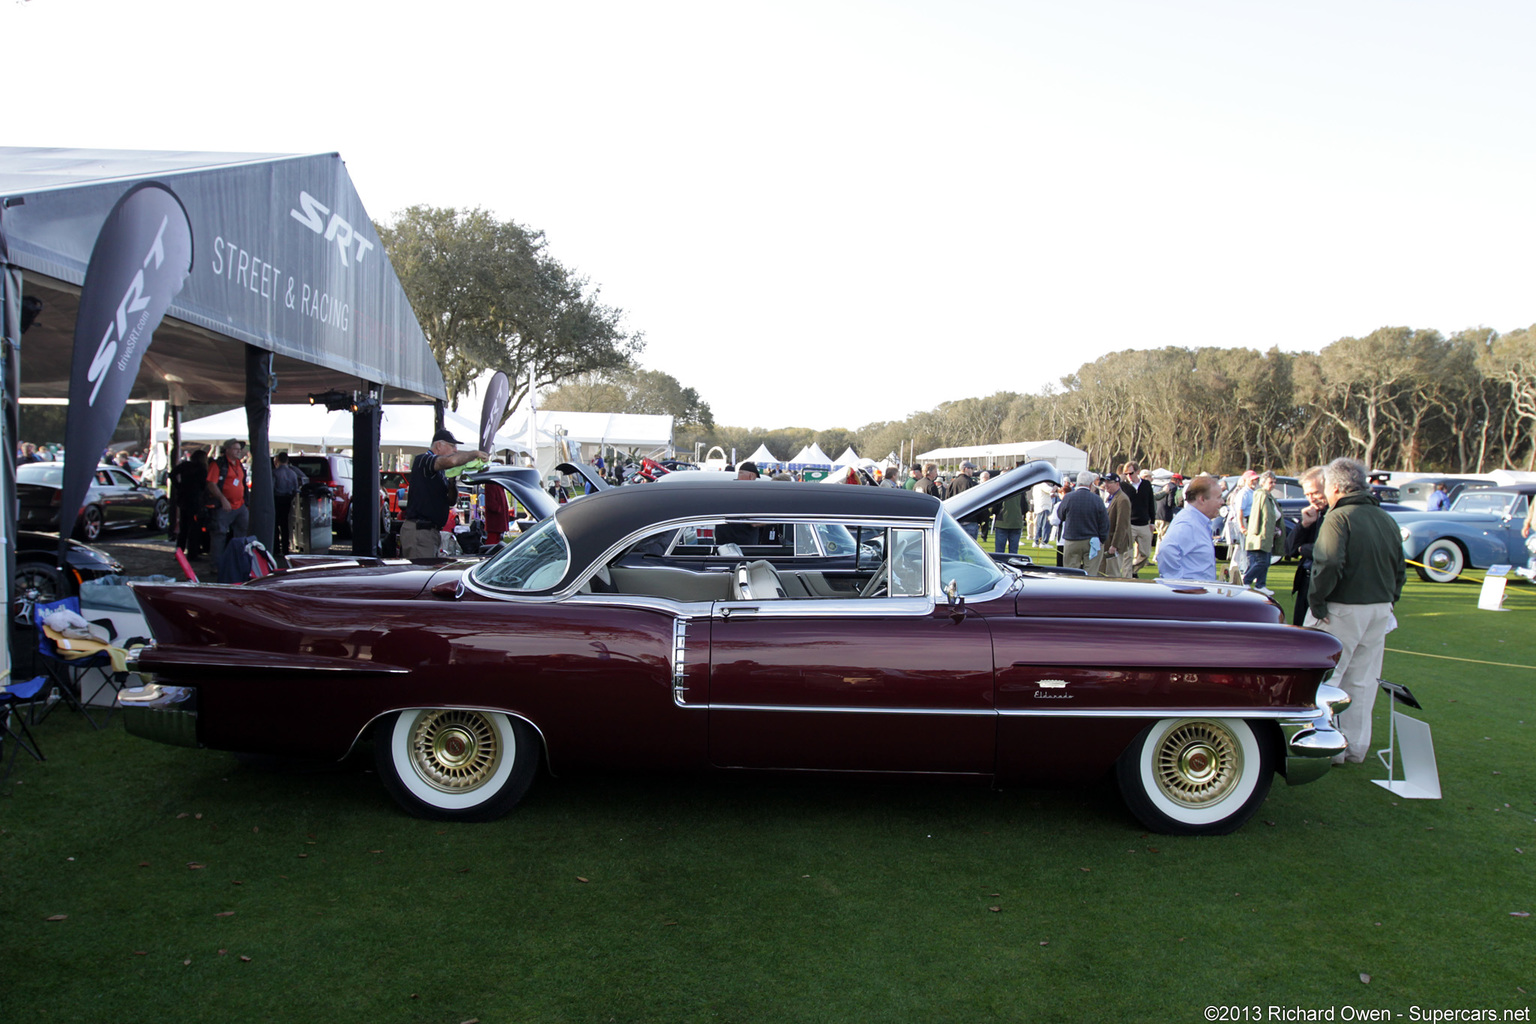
[
  {"left": 13, "top": 530, "right": 125, "bottom": 605},
  {"left": 16, "top": 462, "right": 170, "bottom": 541}
]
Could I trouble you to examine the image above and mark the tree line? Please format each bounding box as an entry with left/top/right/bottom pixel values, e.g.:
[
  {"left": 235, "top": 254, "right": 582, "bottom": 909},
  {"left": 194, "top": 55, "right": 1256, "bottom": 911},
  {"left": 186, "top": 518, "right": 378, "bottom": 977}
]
[{"left": 680, "top": 326, "right": 1536, "bottom": 475}]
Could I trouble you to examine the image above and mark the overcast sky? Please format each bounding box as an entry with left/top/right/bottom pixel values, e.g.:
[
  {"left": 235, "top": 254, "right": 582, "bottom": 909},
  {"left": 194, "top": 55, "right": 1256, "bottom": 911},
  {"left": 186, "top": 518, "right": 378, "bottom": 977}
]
[{"left": 8, "top": 0, "right": 1534, "bottom": 430}]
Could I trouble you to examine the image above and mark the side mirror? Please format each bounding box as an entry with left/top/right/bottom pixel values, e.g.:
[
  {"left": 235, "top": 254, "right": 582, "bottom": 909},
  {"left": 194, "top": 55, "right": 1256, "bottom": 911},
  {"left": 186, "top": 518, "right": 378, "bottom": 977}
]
[{"left": 945, "top": 579, "right": 966, "bottom": 623}]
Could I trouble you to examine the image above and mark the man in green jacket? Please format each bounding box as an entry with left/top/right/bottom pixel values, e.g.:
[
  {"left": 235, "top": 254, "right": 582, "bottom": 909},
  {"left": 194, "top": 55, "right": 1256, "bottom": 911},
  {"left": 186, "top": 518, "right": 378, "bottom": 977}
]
[
  {"left": 1242, "top": 470, "right": 1285, "bottom": 591},
  {"left": 1305, "top": 457, "right": 1407, "bottom": 763}
]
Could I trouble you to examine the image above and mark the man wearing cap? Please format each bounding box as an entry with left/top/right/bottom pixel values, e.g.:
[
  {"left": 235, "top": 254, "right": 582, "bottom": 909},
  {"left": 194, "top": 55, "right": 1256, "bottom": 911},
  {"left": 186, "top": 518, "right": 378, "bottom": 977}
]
[
  {"left": 401, "top": 428, "right": 490, "bottom": 559},
  {"left": 206, "top": 439, "right": 250, "bottom": 568},
  {"left": 944, "top": 461, "right": 982, "bottom": 539},
  {"left": 1102, "top": 471, "right": 1133, "bottom": 577}
]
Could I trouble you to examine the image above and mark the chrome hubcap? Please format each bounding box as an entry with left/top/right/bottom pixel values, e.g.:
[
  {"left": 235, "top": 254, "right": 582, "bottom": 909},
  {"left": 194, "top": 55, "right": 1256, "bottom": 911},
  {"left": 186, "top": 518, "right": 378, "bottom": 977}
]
[
  {"left": 408, "top": 710, "right": 502, "bottom": 793},
  {"left": 1154, "top": 721, "right": 1241, "bottom": 807}
]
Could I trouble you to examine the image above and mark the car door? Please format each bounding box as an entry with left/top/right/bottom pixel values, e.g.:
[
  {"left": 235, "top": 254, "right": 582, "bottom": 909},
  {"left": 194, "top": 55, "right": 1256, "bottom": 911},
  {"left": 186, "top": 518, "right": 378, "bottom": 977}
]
[
  {"left": 106, "top": 467, "right": 152, "bottom": 528},
  {"left": 1500, "top": 493, "right": 1531, "bottom": 566},
  {"left": 706, "top": 524, "right": 996, "bottom": 775}
]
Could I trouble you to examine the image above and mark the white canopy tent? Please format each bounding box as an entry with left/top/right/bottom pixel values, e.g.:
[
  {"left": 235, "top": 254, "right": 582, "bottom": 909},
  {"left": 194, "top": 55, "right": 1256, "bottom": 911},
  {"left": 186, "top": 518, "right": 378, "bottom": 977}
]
[
  {"left": 499, "top": 408, "right": 674, "bottom": 477},
  {"left": 786, "top": 442, "right": 834, "bottom": 469},
  {"left": 159, "top": 405, "right": 508, "bottom": 456},
  {"left": 831, "top": 446, "right": 862, "bottom": 467},
  {"left": 744, "top": 443, "right": 781, "bottom": 468},
  {"left": 916, "top": 440, "right": 1089, "bottom": 475}
]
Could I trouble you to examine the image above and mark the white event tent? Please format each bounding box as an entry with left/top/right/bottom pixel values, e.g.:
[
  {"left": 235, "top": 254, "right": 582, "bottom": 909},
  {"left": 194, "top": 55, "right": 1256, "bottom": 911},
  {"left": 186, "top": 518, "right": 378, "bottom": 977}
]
[
  {"left": 786, "top": 442, "right": 834, "bottom": 469},
  {"left": 161, "top": 404, "right": 502, "bottom": 456},
  {"left": 916, "top": 440, "right": 1089, "bottom": 474},
  {"left": 744, "top": 444, "right": 781, "bottom": 469}
]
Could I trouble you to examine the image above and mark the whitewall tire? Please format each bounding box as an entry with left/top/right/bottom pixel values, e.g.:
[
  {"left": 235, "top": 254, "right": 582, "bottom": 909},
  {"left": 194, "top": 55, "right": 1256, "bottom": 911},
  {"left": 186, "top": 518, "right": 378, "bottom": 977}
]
[
  {"left": 374, "top": 708, "right": 538, "bottom": 822},
  {"left": 1116, "top": 717, "right": 1273, "bottom": 835}
]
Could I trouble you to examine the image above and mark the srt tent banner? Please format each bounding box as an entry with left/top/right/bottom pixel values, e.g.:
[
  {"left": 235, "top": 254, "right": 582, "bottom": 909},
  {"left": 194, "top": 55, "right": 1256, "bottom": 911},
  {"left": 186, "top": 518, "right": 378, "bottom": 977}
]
[{"left": 61, "top": 182, "right": 193, "bottom": 549}]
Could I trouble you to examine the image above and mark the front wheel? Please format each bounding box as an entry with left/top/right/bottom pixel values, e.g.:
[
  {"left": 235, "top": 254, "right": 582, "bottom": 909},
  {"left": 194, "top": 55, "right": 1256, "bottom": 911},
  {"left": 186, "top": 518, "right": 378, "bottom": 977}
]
[
  {"left": 374, "top": 708, "right": 538, "bottom": 821},
  {"left": 1414, "top": 538, "right": 1465, "bottom": 582},
  {"left": 1116, "top": 717, "right": 1273, "bottom": 835}
]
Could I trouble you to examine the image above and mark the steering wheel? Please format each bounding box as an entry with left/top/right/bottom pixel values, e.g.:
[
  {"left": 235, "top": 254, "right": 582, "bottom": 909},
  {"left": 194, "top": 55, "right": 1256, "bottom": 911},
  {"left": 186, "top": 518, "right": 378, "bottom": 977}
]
[{"left": 858, "top": 558, "right": 889, "bottom": 599}]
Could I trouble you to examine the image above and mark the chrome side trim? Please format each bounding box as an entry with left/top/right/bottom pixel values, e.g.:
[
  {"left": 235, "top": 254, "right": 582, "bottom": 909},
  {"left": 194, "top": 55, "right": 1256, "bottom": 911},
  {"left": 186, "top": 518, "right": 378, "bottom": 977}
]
[
  {"left": 672, "top": 618, "right": 689, "bottom": 706},
  {"left": 714, "top": 595, "right": 936, "bottom": 618},
  {"left": 712, "top": 703, "right": 993, "bottom": 716},
  {"left": 997, "top": 706, "right": 1322, "bottom": 719}
]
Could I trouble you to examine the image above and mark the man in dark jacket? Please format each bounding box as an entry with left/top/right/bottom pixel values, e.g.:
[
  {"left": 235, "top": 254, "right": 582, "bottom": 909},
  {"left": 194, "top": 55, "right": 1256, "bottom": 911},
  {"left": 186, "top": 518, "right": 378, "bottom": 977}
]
[
  {"left": 1059, "top": 470, "right": 1110, "bottom": 575},
  {"left": 1123, "top": 462, "right": 1156, "bottom": 576},
  {"left": 1285, "top": 466, "right": 1328, "bottom": 626},
  {"left": 1306, "top": 457, "right": 1406, "bottom": 763},
  {"left": 943, "top": 460, "right": 981, "bottom": 539}
]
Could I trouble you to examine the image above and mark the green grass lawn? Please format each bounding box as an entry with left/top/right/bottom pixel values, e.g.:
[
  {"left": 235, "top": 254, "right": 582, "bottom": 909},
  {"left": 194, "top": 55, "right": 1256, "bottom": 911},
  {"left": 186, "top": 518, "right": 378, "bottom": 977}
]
[{"left": 3, "top": 560, "right": 1533, "bottom": 1023}]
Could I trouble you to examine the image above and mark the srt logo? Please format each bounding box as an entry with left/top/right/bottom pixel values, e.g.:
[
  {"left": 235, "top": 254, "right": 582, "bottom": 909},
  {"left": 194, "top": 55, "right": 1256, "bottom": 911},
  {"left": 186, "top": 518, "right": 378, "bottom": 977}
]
[
  {"left": 290, "top": 191, "right": 375, "bottom": 267},
  {"left": 87, "top": 216, "right": 170, "bottom": 406}
]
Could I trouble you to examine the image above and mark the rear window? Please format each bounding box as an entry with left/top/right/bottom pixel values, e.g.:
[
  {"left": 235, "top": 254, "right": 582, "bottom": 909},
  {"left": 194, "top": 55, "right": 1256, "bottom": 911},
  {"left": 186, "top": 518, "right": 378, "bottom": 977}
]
[{"left": 18, "top": 463, "right": 63, "bottom": 486}]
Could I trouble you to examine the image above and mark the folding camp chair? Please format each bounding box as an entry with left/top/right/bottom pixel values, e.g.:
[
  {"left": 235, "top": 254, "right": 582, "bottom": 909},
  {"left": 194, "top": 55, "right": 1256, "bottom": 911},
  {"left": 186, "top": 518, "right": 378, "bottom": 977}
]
[
  {"left": 33, "top": 597, "right": 120, "bottom": 730},
  {"left": 2, "top": 675, "right": 50, "bottom": 782}
]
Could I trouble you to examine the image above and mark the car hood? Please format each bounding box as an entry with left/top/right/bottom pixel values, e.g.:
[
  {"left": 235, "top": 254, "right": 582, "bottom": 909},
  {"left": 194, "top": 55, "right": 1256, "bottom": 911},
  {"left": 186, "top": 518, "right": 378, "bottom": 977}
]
[
  {"left": 460, "top": 465, "right": 559, "bottom": 520},
  {"left": 943, "top": 460, "right": 1061, "bottom": 521}
]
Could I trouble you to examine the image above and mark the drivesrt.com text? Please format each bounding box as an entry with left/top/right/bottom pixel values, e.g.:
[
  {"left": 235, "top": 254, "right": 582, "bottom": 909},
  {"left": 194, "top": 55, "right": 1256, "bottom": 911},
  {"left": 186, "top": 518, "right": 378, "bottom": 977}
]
[{"left": 1204, "top": 1006, "right": 1530, "bottom": 1021}]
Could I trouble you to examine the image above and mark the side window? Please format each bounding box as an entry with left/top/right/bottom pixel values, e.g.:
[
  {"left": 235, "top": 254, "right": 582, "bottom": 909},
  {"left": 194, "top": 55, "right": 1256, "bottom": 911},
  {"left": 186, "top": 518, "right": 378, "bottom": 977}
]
[
  {"left": 1511, "top": 495, "right": 1529, "bottom": 521},
  {"left": 888, "top": 528, "right": 926, "bottom": 596}
]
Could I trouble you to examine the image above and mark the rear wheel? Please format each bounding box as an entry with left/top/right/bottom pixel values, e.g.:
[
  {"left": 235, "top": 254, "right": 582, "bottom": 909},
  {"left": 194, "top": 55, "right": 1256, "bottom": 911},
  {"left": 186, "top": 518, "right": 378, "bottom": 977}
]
[
  {"left": 151, "top": 498, "right": 171, "bottom": 532},
  {"left": 1414, "top": 538, "right": 1465, "bottom": 583},
  {"left": 374, "top": 708, "right": 538, "bottom": 821},
  {"left": 76, "top": 505, "right": 105, "bottom": 542},
  {"left": 1116, "top": 717, "right": 1273, "bottom": 835}
]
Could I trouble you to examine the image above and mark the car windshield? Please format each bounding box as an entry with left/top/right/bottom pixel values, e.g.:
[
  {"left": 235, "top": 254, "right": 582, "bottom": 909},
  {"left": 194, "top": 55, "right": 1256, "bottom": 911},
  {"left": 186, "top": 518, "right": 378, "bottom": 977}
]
[
  {"left": 18, "top": 463, "right": 64, "bottom": 486},
  {"left": 1449, "top": 490, "right": 1520, "bottom": 516},
  {"left": 471, "top": 517, "right": 570, "bottom": 592},
  {"left": 937, "top": 513, "right": 1005, "bottom": 595}
]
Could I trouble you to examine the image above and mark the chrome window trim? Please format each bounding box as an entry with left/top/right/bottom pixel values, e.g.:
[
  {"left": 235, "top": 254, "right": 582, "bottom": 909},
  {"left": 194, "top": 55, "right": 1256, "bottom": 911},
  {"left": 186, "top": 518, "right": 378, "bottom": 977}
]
[
  {"left": 715, "top": 595, "right": 936, "bottom": 618},
  {"left": 464, "top": 517, "right": 573, "bottom": 598},
  {"left": 563, "top": 514, "right": 934, "bottom": 600}
]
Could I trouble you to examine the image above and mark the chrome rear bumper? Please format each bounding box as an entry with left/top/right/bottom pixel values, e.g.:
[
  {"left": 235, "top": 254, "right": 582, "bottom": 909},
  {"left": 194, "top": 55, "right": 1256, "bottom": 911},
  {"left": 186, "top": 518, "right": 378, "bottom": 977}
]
[
  {"left": 118, "top": 681, "right": 200, "bottom": 748},
  {"left": 1279, "top": 682, "right": 1349, "bottom": 785}
]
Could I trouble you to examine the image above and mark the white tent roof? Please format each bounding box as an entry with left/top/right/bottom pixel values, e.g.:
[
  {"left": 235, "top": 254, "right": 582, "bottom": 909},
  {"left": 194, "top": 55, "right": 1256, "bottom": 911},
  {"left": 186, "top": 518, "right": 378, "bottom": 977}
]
[
  {"left": 500, "top": 409, "right": 672, "bottom": 449},
  {"left": 160, "top": 404, "right": 514, "bottom": 452},
  {"left": 745, "top": 443, "right": 780, "bottom": 465},
  {"left": 787, "top": 442, "right": 834, "bottom": 467},
  {"left": 916, "top": 439, "right": 1089, "bottom": 473},
  {"left": 832, "top": 446, "right": 861, "bottom": 467}
]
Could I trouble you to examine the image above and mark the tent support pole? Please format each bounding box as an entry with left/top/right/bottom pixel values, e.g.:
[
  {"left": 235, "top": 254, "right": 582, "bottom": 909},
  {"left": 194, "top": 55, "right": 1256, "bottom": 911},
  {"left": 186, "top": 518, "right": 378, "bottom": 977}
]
[
  {"left": 245, "top": 345, "right": 275, "bottom": 553},
  {"left": 351, "top": 381, "right": 381, "bottom": 558}
]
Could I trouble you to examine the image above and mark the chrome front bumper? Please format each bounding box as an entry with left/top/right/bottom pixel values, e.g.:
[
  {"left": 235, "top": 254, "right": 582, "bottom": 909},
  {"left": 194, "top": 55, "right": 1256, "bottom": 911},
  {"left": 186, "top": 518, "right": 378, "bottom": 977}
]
[{"left": 1279, "top": 682, "right": 1350, "bottom": 785}]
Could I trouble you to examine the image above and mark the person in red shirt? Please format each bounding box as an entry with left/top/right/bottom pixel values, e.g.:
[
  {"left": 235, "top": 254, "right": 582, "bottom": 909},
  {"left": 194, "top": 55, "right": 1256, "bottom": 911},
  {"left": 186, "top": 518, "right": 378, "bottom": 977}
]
[{"left": 206, "top": 438, "right": 249, "bottom": 567}]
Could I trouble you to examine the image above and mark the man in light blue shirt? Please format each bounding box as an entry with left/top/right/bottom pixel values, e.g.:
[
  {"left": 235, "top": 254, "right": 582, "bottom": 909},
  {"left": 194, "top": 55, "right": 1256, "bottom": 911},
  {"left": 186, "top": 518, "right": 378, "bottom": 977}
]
[{"left": 1157, "top": 475, "right": 1224, "bottom": 582}]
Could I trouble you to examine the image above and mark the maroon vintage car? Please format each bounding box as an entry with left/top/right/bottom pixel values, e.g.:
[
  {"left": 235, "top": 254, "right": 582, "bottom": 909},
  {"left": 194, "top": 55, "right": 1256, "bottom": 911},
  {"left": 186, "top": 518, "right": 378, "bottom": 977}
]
[{"left": 119, "top": 463, "right": 1348, "bottom": 835}]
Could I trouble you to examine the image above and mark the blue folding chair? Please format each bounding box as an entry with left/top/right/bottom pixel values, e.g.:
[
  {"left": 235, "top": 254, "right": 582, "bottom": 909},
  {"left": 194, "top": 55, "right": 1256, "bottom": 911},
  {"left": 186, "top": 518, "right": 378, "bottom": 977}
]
[
  {"left": 1, "top": 675, "right": 49, "bottom": 781},
  {"left": 33, "top": 597, "right": 120, "bottom": 730}
]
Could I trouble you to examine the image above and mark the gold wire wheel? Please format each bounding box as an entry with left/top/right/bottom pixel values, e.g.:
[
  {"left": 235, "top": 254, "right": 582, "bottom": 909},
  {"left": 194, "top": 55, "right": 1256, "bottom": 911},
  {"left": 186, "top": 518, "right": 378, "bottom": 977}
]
[
  {"left": 408, "top": 710, "right": 504, "bottom": 793},
  {"left": 1152, "top": 720, "right": 1243, "bottom": 808}
]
